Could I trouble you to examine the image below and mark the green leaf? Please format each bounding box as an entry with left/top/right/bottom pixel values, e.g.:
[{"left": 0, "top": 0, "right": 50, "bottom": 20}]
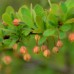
[
  {"left": 60, "top": 24, "right": 71, "bottom": 32},
  {"left": 2, "top": 6, "right": 15, "bottom": 22},
  {"left": 0, "top": 30, "right": 3, "bottom": 37},
  {"left": 65, "top": 7, "right": 74, "bottom": 20},
  {"left": 32, "top": 9, "right": 36, "bottom": 22},
  {"left": 6, "top": 6, "right": 14, "bottom": 14},
  {"left": 22, "top": 29, "right": 31, "bottom": 36},
  {"left": 2, "top": 13, "right": 13, "bottom": 25},
  {"left": 43, "top": 29, "right": 56, "bottom": 37},
  {"left": 21, "top": 7, "right": 34, "bottom": 28},
  {"left": 59, "top": 31, "right": 66, "bottom": 39},
  {"left": 34, "top": 4, "right": 45, "bottom": 17},
  {"left": 50, "top": 4, "right": 59, "bottom": 15},
  {"left": 0, "top": 38, "right": 3, "bottom": 42},
  {"left": 21, "top": 7, "right": 32, "bottom": 18},
  {"left": 36, "top": 16, "right": 44, "bottom": 30},
  {"left": 9, "top": 40, "right": 16, "bottom": 48},
  {"left": 64, "top": 18, "right": 74, "bottom": 24},
  {"left": 48, "top": 0, "right": 52, "bottom": 7},
  {"left": 38, "top": 36, "right": 47, "bottom": 45},
  {"left": 65, "top": 0, "right": 74, "bottom": 10},
  {"left": 2, "top": 6, "right": 15, "bottom": 26},
  {"left": 32, "top": 28, "right": 43, "bottom": 33},
  {"left": 48, "top": 14, "right": 58, "bottom": 27},
  {"left": 3, "top": 39, "right": 11, "bottom": 46},
  {"left": 60, "top": 2, "right": 67, "bottom": 13},
  {"left": 17, "top": 5, "right": 27, "bottom": 20}
]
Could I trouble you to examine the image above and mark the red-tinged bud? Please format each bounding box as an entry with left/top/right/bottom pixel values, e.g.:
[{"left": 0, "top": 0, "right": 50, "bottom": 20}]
[
  {"left": 2, "top": 56, "right": 12, "bottom": 65},
  {"left": 23, "top": 53, "right": 31, "bottom": 61},
  {"left": 20, "top": 46, "right": 28, "bottom": 54},
  {"left": 56, "top": 40, "right": 63, "bottom": 47},
  {"left": 43, "top": 49, "right": 51, "bottom": 57},
  {"left": 12, "top": 44, "right": 18, "bottom": 51},
  {"left": 68, "top": 33, "right": 74, "bottom": 42},
  {"left": 13, "top": 19, "right": 20, "bottom": 26},
  {"left": 41, "top": 45, "right": 48, "bottom": 52},
  {"left": 52, "top": 46, "right": 59, "bottom": 53},
  {"left": 33, "top": 46, "right": 40, "bottom": 54}
]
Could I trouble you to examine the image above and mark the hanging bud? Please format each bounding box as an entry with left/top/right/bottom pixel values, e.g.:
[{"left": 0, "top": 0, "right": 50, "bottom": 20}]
[
  {"left": 2, "top": 56, "right": 12, "bottom": 65},
  {"left": 12, "top": 43, "right": 18, "bottom": 51},
  {"left": 56, "top": 40, "right": 63, "bottom": 47},
  {"left": 43, "top": 49, "right": 51, "bottom": 57},
  {"left": 33, "top": 46, "right": 40, "bottom": 54},
  {"left": 52, "top": 46, "right": 59, "bottom": 53},
  {"left": 41, "top": 45, "right": 48, "bottom": 52},
  {"left": 23, "top": 53, "right": 31, "bottom": 61},
  {"left": 20, "top": 46, "right": 28, "bottom": 54},
  {"left": 35, "top": 34, "right": 40, "bottom": 42},
  {"left": 13, "top": 19, "right": 20, "bottom": 26},
  {"left": 68, "top": 33, "right": 74, "bottom": 42}
]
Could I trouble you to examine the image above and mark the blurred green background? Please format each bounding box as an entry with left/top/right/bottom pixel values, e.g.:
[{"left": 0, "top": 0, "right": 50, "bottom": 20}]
[{"left": 0, "top": 0, "right": 74, "bottom": 74}]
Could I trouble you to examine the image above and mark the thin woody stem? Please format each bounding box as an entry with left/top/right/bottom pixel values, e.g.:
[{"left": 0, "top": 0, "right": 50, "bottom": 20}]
[
  {"left": 52, "top": 36, "right": 56, "bottom": 46},
  {"left": 46, "top": 38, "right": 50, "bottom": 49}
]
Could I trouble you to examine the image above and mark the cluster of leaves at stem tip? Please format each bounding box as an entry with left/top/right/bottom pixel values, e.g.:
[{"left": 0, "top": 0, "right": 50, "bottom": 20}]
[{"left": 0, "top": 0, "right": 74, "bottom": 65}]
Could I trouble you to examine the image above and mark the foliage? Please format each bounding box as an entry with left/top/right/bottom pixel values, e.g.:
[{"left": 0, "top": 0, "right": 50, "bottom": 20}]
[{"left": 0, "top": 1, "right": 74, "bottom": 73}]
